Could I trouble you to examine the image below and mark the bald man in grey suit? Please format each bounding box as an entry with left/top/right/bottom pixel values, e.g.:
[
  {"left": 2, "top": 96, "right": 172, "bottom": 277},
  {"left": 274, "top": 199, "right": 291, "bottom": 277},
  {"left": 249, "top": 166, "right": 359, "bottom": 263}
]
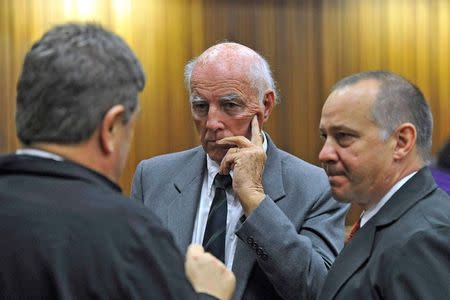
[{"left": 132, "top": 42, "right": 347, "bottom": 300}]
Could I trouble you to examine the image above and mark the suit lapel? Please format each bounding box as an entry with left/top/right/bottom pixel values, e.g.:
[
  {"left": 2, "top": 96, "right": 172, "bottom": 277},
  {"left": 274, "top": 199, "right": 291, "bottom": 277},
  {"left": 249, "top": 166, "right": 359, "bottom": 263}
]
[
  {"left": 262, "top": 134, "right": 286, "bottom": 202},
  {"left": 319, "top": 222, "right": 376, "bottom": 299},
  {"left": 320, "top": 167, "right": 437, "bottom": 299},
  {"left": 167, "top": 147, "right": 206, "bottom": 253},
  {"left": 232, "top": 134, "right": 286, "bottom": 299},
  {"left": 371, "top": 167, "right": 437, "bottom": 227}
]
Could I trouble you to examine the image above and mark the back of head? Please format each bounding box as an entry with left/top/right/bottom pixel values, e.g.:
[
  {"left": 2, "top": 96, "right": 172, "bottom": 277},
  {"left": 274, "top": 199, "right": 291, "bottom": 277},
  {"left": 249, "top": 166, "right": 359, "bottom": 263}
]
[
  {"left": 16, "top": 23, "right": 145, "bottom": 146},
  {"left": 332, "top": 70, "right": 433, "bottom": 163}
]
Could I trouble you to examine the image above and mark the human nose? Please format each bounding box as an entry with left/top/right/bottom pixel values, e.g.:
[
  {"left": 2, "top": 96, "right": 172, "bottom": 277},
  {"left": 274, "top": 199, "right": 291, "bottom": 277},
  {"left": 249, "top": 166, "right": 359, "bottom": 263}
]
[
  {"left": 318, "top": 138, "right": 338, "bottom": 164},
  {"left": 205, "top": 106, "right": 224, "bottom": 130}
]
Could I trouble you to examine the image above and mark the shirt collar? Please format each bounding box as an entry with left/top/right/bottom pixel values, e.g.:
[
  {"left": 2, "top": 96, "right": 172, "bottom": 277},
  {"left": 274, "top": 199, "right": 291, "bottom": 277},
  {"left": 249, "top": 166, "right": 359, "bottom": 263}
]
[
  {"left": 361, "top": 171, "right": 417, "bottom": 227},
  {"left": 205, "top": 131, "right": 268, "bottom": 193},
  {"left": 16, "top": 148, "right": 64, "bottom": 161}
]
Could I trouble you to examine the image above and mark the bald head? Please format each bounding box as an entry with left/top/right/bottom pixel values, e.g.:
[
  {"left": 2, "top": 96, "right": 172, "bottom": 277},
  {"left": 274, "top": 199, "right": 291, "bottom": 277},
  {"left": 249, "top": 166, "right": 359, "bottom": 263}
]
[
  {"left": 184, "top": 42, "right": 278, "bottom": 103},
  {"left": 195, "top": 42, "right": 258, "bottom": 65}
]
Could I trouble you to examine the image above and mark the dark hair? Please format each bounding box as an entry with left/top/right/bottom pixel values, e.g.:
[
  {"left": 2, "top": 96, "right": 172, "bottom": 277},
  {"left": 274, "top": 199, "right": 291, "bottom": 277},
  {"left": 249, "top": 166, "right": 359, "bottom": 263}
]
[
  {"left": 16, "top": 23, "right": 145, "bottom": 145},
  {"left": 332, "top": 70, "right": 433, "bottom": 162}
]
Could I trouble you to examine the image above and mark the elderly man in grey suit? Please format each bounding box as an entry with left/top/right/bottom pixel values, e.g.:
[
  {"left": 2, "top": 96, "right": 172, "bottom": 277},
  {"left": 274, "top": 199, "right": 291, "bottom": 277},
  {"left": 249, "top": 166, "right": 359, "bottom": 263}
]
[
  {"left": 317, "top": 71, "right": 450, "bottom": 299},
  {"left": 132, "top": 42, "right": 347, "bottom": 300}
]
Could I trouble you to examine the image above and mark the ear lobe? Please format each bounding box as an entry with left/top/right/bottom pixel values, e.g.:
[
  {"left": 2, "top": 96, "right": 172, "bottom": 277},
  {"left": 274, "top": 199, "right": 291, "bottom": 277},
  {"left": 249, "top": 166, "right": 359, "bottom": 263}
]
[
  {"left": 99, "top": 105, "right": 125, "bottom": 155},
  {"left": 393, "top": 123, "right": 417, "bottom": 160}
]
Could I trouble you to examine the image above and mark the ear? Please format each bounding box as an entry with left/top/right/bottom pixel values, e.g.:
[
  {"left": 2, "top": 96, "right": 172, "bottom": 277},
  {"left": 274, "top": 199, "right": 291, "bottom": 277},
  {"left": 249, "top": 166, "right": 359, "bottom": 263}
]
[
  {"left": 392, "top": 123, "right": 417, "bottom": 160},
  {"left": 99, "top": 105, "right": 125, "bottom": 155},
  {"left": 261, "top": 90, "right": 275, "bottom": 124}
]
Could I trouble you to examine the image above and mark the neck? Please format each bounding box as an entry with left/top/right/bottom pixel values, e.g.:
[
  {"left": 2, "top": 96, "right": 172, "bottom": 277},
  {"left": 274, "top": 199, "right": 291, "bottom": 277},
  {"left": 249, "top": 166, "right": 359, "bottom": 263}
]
[
  {"left": 360, "top": 157, "right": 424, "bottom": 211},
  {"left": 30, "top": 136, "right": 117, "bottom": 183}
]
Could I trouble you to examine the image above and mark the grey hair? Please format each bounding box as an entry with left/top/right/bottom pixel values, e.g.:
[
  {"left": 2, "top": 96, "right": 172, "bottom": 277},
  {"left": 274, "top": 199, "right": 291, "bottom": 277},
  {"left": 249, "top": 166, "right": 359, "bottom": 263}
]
[
  {"left": 184, "top": 42, "right": 279, "bottom": 104},
  {"left": 332, "top": 70, "right": 433, "bottom": 162},
  {"left": 16, "top": 23, "right": 145, "bottom": 146}
]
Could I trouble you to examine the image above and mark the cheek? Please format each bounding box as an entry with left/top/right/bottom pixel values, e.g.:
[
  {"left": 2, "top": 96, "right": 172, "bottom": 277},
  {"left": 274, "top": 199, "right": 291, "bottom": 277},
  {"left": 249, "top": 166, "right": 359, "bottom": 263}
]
[
  {"left": 240, "top": 101, "right": 263, "bottom": 118},
  {"left": 193, "top": 118, "right": 206, "bottom": 132},
  {"left": 224, "top": 118, "right": 254, "bottom": 137},
  {"left": 226, "top": 102, "right": 264, "bottom": 128},
  {"left": 192, "top": 120, "right": 211, "bottom": 144}
]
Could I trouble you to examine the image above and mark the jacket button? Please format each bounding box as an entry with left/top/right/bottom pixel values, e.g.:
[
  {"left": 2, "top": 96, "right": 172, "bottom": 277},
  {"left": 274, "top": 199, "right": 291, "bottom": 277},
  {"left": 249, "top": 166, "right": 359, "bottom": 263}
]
[
  {"left": 262, "top": 253, "right": 268, "bottom": 261},
  {"left": 247, "top": 237, "right": 254, "bottom": 244},
  {"left": 251, "top": 241, "right": 258, "bottom": 249},
  {"left": 256, "top": 247, "right": 264, "bottom": 256}
]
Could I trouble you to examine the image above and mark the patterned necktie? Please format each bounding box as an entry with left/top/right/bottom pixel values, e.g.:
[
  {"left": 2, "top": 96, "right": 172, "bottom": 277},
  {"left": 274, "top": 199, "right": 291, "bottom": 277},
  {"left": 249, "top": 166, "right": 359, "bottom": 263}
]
[
  {"left": 202, "top": 174, "right": 232, "bottom": 262},
  {"left": 346, "top": 218, "right": 361, "bottom": 243}
]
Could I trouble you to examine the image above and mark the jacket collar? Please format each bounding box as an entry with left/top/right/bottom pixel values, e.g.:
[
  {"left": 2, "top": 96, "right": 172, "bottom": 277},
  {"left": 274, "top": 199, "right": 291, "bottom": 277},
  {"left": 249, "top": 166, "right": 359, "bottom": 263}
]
[
  {"left": 319, "top": 167, "right": 437, "bottom": 299},
  {"left": 262, "top": 133, "right": 286, "bottom": 202},
  {"left": 172, "top": 146, "right": 207, "bottom": 193},
  {"left": 371, "top": 167, "right": 436, "bottom": 227},
  {"left": 0, "top": 154, "right": 121, "bottom": 193},
  {"left": 167, "top": 146, "right": 207, "bottom": 252}
]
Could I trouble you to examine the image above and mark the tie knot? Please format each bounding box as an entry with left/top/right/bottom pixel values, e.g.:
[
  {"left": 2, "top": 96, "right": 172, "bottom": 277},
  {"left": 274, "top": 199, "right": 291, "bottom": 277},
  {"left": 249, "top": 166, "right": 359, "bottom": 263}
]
[{"left": 214, "top": 174, "right": 232, "bottom": 189}]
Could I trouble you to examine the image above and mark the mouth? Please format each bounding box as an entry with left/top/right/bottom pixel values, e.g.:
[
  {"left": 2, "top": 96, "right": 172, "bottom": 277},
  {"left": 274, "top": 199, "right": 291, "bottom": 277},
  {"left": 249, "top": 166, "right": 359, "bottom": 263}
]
[
  {"left": 323, "top": 164, "right": 345, "bottom": 177},
  {"left": 326, "top": 173, "right": 348, "bottom": 188},
  {"left": 323, "top": 165, "right": 347, "bottom": 182},
  {"left": 327, "top": 171, "right": 346, "bottom": 177}
]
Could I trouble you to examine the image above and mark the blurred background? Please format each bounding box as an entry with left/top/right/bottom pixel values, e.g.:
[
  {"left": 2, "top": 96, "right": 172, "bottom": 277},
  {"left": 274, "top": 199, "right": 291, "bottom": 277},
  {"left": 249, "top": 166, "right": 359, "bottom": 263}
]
[{"left": 1, "top": 0, "right": 450, "bottom": 225}]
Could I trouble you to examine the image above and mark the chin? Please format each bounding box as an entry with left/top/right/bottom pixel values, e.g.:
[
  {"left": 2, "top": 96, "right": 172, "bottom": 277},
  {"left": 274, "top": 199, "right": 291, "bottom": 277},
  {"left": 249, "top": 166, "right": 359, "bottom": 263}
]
[
  {"left": 331, "top": 189, "right": 351, "bottom": 203},
  {"left": 208, "top": 151, "right": 226, "bottom": 164},
  {"left": 203, "top": 146, "right": 223, "bottom": 162}
]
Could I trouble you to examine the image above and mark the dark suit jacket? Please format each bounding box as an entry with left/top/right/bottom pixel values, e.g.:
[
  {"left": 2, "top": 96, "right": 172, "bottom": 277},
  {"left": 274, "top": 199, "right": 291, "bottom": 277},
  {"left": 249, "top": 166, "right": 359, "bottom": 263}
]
[
  {"left": 0, "top": 154, "right": 210, "bottom": 300},
  {"left": 318, "top": 167, "right": 450, "bottom": 300},
  {"left": 132, "top": 135, "right": 348, "bottom": 300}
]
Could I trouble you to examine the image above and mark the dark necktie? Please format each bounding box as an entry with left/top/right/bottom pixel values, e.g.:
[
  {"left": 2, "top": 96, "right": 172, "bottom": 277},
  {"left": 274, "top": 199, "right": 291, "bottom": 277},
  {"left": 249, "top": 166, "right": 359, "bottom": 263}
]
[
  {"left": 346, "top": 217, "right": 361, "bottom": 243},
  {"left": 202, "top": 174, "right": 232, "bottom": 262}
]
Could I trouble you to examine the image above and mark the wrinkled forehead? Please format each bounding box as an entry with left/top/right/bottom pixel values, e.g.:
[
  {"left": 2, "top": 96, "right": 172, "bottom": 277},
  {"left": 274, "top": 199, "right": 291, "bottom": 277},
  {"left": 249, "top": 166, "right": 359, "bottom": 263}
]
[
  {"left": 325, "top": 79, "right": 380, "bottom": 111},
  {"left": 320, "top": 80, "right": 381, "bottom": 127}
]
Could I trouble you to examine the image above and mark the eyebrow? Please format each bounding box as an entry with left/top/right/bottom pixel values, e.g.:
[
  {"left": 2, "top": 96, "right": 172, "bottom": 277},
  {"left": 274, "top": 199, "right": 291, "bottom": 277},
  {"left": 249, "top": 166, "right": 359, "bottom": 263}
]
[
  {"left": 190, "top": 95, "right": 206, "bottom": 102},
  {"left": 320, "top": 124, "right": 355, "bottom": 131},
  {"left": 326, "top": 125, "right": 359, "bottom": 136},
  {"left": 190, "top": 93, "right": 243, "bottom": 103},
  {"left": 219, "top": 94, "right": 241, "bottom": 102}
]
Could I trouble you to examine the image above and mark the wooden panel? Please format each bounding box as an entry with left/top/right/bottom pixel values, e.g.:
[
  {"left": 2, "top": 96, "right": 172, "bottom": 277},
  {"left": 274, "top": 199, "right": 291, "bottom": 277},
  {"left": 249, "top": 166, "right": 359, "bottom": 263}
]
[{"left": 1, "top": 1, "right": 449, "bottom": 224}]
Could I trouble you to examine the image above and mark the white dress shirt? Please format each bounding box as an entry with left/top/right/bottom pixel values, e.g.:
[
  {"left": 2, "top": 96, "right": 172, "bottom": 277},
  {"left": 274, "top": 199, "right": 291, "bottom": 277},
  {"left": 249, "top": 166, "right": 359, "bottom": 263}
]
[
  {"left": 360, "top": 171, "right": 417, "bottom": 227},
  {"left": 191, "top": 133, "right": 268, "bottom": 269}
]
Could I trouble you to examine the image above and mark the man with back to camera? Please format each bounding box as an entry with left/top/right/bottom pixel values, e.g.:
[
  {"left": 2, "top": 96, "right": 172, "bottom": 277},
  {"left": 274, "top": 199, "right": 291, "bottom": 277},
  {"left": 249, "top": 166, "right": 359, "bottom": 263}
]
[
  {"left": 131, "top": 42, "right": 348, "bottom": 300},
  {"left": 0, "top": 23, "right": 235, "bottom": 300},
  {"left": 317, "top": 71, "right": 450, "bottom": 299}
]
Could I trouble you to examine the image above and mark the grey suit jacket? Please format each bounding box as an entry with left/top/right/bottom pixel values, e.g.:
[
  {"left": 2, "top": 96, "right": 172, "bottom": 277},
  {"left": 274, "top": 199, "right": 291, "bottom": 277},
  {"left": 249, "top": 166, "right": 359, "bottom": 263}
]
[
  {"left": 318, "top": 167, "right": 450, "bottom": 300},
  {"left": 132, "top": 135, "right": 348, "bottom": 300}
]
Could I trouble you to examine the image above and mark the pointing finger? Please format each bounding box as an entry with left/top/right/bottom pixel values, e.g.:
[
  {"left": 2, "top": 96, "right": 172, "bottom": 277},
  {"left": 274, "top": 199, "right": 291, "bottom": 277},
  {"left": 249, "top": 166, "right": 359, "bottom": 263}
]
[
  {"left": 217, "top": 135, "right": 253, "bottom": 148},
  {"left": 250, "top": 115, "right": 262, "bottom": 146}
]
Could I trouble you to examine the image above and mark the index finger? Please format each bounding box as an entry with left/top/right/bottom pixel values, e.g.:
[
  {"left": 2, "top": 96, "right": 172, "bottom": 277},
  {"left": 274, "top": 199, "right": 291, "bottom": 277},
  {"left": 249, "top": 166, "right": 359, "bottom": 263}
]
[{"left": 250, "top": 115, "right": 262, "bottom": 146}]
